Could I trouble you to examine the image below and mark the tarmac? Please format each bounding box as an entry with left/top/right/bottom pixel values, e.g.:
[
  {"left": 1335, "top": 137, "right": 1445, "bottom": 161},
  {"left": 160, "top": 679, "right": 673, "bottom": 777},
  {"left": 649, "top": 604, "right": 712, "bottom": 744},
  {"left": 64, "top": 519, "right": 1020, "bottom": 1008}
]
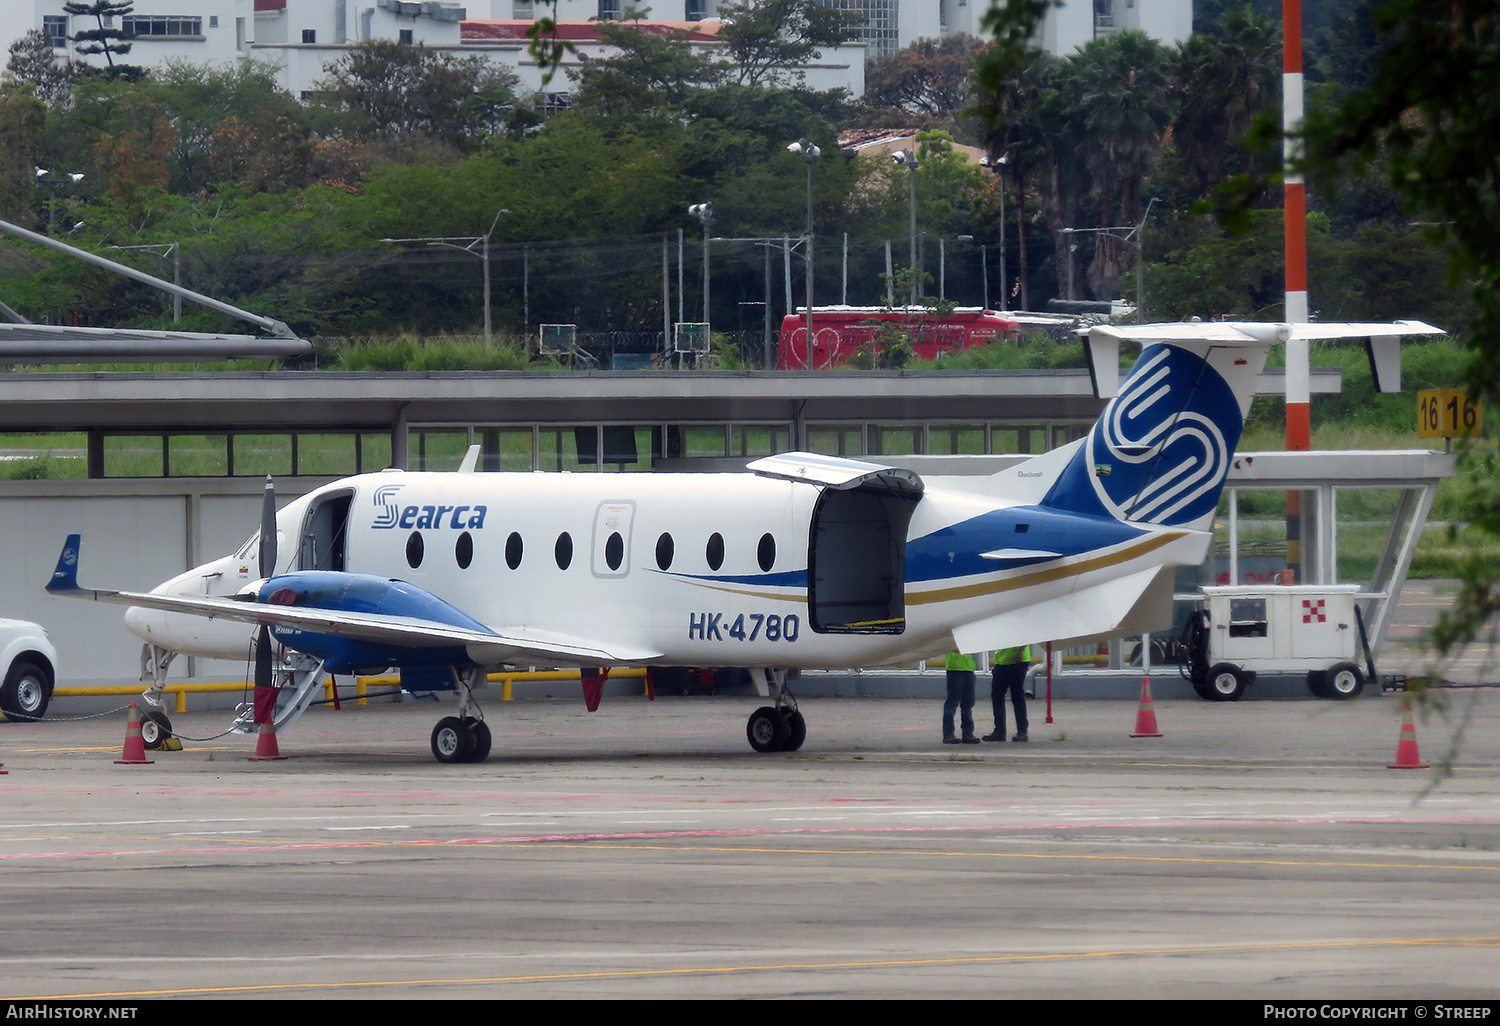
[{"left": 0, "top": 686, "right": 1497, "bottom": 1001}]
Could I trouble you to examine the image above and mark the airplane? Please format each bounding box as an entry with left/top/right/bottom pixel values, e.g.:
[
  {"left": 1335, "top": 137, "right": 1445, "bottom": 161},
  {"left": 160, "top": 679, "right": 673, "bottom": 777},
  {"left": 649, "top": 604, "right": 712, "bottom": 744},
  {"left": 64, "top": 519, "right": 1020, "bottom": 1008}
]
[{"left": 46, "top": 320, "right": 1443, "bottom": 762}]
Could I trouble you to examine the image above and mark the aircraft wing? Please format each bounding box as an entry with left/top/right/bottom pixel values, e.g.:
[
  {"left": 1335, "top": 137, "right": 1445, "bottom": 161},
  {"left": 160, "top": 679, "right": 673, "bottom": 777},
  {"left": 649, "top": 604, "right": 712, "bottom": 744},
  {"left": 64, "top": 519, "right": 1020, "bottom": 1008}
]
[{"left": 46, "top": 536, "right": 661, "bottom": 666}]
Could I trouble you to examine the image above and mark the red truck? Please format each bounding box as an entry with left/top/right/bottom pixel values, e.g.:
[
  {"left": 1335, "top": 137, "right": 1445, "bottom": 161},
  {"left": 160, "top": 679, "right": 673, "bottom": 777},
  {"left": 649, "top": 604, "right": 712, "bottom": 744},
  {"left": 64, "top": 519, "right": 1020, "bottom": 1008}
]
[{"left": 777, "top": 306, "right": 1021, "bottom": 370}]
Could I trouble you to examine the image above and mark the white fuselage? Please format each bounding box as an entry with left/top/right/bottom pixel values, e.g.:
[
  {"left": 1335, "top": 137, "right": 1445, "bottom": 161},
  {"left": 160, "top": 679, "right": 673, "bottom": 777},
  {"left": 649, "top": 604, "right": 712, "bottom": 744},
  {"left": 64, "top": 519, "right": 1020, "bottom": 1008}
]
[{"left": 126, "top": 465, "right": 1201, "bottom": 670}]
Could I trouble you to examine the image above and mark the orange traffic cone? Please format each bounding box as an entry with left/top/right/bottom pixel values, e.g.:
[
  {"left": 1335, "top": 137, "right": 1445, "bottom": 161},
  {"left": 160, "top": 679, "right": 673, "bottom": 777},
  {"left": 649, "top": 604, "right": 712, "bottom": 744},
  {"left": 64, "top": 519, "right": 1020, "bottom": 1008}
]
[
  {"left": 247, "top": 721, "right": 287, "bottom": 761},
  {"left": 1129, "top": 676, "right": 1163, "bottom": 738},
  {"left": 115, "top": 702, "right": 155, "bottom": 765},
  {"left": 1387, "top": 699, "right": 1429, "bottom": 770}
]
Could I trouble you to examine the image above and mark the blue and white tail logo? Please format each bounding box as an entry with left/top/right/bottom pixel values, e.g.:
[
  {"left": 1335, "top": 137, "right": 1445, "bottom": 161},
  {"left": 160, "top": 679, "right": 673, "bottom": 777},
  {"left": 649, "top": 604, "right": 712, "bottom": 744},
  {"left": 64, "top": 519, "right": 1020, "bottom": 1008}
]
[{"left": 1044, "top": 343, "right": 1242, "bottom": 527}]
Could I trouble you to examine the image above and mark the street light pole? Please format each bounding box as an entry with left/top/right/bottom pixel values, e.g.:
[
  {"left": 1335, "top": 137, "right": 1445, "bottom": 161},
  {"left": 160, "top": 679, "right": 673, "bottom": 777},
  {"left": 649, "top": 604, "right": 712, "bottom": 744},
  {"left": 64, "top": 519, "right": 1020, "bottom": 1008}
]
[
  {"left": 108, "top": 241, "right": 181, "bottom": 322},
  {"left": 788, "top": 138, "right": 820, "bottom": 370},
  {"left": 381, "top": 207, "right": 510, "bottom": 344},
  {"left": 980, "top": 153, "right": 1009, "bottom": 311},
  {"left": 688, "top": 202, "right": 714, "bottom": 332},
  {"left": 892, "top": 148, "right": 919, "bottom": 306}
]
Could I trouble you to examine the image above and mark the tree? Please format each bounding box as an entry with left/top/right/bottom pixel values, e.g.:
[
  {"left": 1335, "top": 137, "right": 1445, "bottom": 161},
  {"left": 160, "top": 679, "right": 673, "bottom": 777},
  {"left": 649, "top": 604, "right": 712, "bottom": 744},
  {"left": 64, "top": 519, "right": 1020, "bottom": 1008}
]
[
  {"left": 716, "top": 0, "right": 862, "bottom": 88},
  {"left": 864, "top": 35, "right": 987, "bottom": 121},
  {"left": 1069, "top": 31, "right": 1174, "bottom": 299},
  {"left": 310, "top": 40, "right": 519, "bottom": 155},
  {"left": 0, "top": 84, "right": 46, "bottom": 224},
  {"left": 566, "top": 20, "right": 724, "bottom": 122},
  {"left": 5, "top": 28, "right": 75, "bottom": 107},
  {"left": 63, "top": 0, "right": 143, "bottom": 80},
  {"left": 1172, "top": 5, "right": 1281, "bottom": 200},
  {"left": 141, "top": 60, "right": 307, "bottom": 194}
]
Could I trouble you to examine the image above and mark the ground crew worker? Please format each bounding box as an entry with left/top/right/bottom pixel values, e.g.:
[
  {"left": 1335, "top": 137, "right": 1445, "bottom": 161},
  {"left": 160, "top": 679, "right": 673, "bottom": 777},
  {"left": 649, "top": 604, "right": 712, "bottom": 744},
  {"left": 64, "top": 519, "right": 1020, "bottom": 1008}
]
[
  {"left": 986, "top": 644, "right": 1031, "bottom": 742},
  {"left": 942, "top": 651, "right": 980, "bottom": 744}
]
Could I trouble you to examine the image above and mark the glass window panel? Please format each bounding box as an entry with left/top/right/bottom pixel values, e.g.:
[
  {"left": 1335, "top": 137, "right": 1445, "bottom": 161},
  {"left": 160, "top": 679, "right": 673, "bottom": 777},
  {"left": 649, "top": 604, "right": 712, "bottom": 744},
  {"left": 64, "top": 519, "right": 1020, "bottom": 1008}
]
[
  {"left": 295, "top": 434, "right": 360, "bottom": 476},
  {"left": 805, "top": 424, "right": 863, "bottom": 456},
  {"left": 539, "top": 427, "right": 595, "bottom": 472},
  {"left": 359, "top": 432, "right": 393, "bottom": 472},
  {"left": 928, "top": 424, "right": 985, "bottom": 455},
  {"left": 102, "top": 435, "right": 164, "bottom": 478},
  {"left": 991, "top": 424, "right": 1045, "bottom": 454},
  {"left": 167, "top": 435, "right": 228, "bottom": 477},
  {"left": 410, "top": 429, "right": 470, "bottom": 472},
  {"left": 869, "top": 423, "right": 923, "bottom": 456},
  {"left": 674, "top": 425, "right": 728, "bottom": 458},
  {"left": 0, "top": 431, "right": 87, "bottom": 480},
  {"left": 233, "top": 434, "right": 293, "bottom": 478},
  {"left": 475, "top": 427, "right": 534, "bottom": 472},
  {"left": 730, "top": 425, "right": 791, "bottom": 457}
]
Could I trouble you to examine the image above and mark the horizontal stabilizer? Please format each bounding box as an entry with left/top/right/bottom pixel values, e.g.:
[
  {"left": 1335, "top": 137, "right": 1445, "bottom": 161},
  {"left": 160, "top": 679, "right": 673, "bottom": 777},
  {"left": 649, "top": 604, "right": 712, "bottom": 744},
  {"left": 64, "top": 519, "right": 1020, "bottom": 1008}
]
[{"left": 949, "top": 564, "right": 1172, "bottom": 654}]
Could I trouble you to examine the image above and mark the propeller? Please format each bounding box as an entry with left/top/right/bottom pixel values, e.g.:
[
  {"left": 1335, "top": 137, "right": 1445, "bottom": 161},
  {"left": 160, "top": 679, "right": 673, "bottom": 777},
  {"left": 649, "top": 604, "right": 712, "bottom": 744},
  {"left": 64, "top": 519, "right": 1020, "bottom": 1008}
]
[
  {"left": 255, "top": 476, "right": 276, "bottom": 695},
  {"left": 257, "top": 475, "right": 277, "bottom": 579}
]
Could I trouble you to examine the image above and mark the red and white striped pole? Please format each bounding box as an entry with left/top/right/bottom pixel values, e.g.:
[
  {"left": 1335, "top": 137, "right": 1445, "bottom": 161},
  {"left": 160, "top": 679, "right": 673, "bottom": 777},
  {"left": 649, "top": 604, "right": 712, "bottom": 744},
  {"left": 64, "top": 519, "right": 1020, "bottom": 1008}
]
[{"left": 1284, "top": 0, "right": 1309, "bottom": 582}]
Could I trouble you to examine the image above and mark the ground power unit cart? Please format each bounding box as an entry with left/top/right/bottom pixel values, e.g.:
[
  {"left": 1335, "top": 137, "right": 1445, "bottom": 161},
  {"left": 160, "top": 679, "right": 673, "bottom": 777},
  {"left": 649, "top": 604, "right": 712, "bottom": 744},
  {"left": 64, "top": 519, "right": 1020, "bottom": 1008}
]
[{"left": 1178, "top": 585, "right": 1379, "bottom": 701}]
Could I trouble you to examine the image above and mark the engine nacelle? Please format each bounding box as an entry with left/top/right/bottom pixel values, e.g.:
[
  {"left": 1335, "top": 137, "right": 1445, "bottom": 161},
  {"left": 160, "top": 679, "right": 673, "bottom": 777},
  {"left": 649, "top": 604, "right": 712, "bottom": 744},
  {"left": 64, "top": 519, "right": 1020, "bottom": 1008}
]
[{"left": 259, "top": 571, "right": 490, "bottom": 674}]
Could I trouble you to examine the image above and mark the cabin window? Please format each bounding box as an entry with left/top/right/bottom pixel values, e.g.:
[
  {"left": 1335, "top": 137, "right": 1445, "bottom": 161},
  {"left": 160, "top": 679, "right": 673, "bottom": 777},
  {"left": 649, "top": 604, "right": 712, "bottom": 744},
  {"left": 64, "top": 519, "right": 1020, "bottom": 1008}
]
[
  {"left": 604, "top": 532, "right": 624, "bottom": 571},
  {"left": 705, "top": 532, "right": 724, "bottom": 571},
  {"left": 656, "top": 533, "right": 674, "bottom": 570},
  {"left": 505, "top": 532, "right": 523, "bottom": 569},
  {"left": 455, "top": 532, "right": 473, "bottom": 569},
  {"left": 555, "top": 532, "right": 573, "bottom": 570},
  {"left": 406, "top": 532, "right": 424, "bottom": 568},
  {"left": 757, "top": 533, "right": 775, "bottom": 572}
]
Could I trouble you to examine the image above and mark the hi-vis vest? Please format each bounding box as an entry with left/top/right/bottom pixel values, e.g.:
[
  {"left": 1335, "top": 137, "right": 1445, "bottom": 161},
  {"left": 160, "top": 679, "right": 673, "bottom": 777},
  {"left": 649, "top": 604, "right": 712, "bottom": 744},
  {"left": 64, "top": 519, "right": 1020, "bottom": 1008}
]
[{"left": 992, "top": 646, "right": 1031, "bottom": 666}]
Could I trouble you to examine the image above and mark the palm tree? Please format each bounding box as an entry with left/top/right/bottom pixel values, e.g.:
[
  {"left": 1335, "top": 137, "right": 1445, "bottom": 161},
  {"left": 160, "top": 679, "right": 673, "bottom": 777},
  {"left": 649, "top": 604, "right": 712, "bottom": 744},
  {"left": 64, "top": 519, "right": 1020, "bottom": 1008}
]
[
  {"left": 1070, "top": 30, "right": 1174, "bottom": 299},
  {"left": 1174, "top": 6, "right": 1281, "bottom": 199}
]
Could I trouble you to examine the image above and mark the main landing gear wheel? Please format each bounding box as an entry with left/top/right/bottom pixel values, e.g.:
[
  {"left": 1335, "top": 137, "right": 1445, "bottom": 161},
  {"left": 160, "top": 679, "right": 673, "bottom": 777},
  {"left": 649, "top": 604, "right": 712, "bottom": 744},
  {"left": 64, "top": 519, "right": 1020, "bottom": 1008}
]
[
  {"left": 465, "top": 719, "right": 492, "bottom": 762},
  {"left": 1310, "top": 662, "right": 1364, "bottom": 700},
  {"left": 783, "top": 710, "right": 806, "bottom": 752},
  {"left": 746, "top": 706, "right": 790, "bottom": 753},
  {"left": 431, "top": 716, "right": 474, "bottom": 764},
  {"left": 139, "top": 709, "right": 173, "bottom": 750},
  {"left": 1203, "top": 663, "right": 1248, "bottom": 702}
]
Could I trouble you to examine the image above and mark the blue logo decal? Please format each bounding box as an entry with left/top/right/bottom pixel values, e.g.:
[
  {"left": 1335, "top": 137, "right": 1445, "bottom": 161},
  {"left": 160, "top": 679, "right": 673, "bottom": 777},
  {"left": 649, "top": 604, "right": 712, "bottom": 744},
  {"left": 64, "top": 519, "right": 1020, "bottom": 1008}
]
[
  {"left": 371, "top": 484, "right": 487, "bottom": 530},
  {"left": 1087, "top": 343, "right": 1239, "bottom": 525},
  {"left": 1044, "top": 342, "right": 1242, "bottom": 526}
]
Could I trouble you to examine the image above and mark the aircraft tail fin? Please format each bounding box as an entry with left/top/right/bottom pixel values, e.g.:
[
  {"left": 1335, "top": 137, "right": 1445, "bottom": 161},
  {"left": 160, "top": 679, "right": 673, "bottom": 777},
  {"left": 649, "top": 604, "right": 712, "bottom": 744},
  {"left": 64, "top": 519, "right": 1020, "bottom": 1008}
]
[{"left": 1037, "top": 321, "right": 1443, "bottom": 531}]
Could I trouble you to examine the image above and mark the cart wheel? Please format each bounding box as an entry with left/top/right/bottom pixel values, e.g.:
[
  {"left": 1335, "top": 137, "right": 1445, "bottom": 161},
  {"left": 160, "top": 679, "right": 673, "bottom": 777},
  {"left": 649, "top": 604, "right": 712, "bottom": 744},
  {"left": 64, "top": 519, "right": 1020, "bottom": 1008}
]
[
  {"left": 1322, "top": 662, "right": 1364, "bottom": 700},
  {"left": 1206, "top": 663, "right": 1248, "bottom": 702}
]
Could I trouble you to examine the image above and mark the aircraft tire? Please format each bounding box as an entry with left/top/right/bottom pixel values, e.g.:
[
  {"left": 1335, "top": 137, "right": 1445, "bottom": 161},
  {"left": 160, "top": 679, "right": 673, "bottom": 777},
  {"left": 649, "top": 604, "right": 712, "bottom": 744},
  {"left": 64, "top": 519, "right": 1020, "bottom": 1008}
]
[
  {"left": 1322, "top": 663, "right": 1364, "bottom": 700},
  {"left": 431, "top": 717, "right": 474, "bottom": 764},
  {"left": 1206, "top": 663, "right": 1248, "bottom": 702},
  {"left": 139, "top": 709, "right": 173, "bottom": 750},
  {"left": 746, "top": 706, "right": 789, "bottom": 753},
  {"left": 465, "top": 719, "right": 492, "bottom": 763},
  {"left": 1, "top": 660, "right": 51, "bottom": 722},
  {"left": 783, "top": 710, "right": 806, "bottom": 752}
]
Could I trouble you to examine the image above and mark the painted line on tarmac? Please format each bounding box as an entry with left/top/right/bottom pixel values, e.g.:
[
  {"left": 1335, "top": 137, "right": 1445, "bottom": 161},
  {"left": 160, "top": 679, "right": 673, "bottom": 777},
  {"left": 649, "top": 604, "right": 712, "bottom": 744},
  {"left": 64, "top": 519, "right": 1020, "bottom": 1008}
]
[
  {"left": 5, "top": 828, "right": 1500, "bottom": 867},
  {"left": 14, "top": 935, "right": 1500, "bottom": 1000}
]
